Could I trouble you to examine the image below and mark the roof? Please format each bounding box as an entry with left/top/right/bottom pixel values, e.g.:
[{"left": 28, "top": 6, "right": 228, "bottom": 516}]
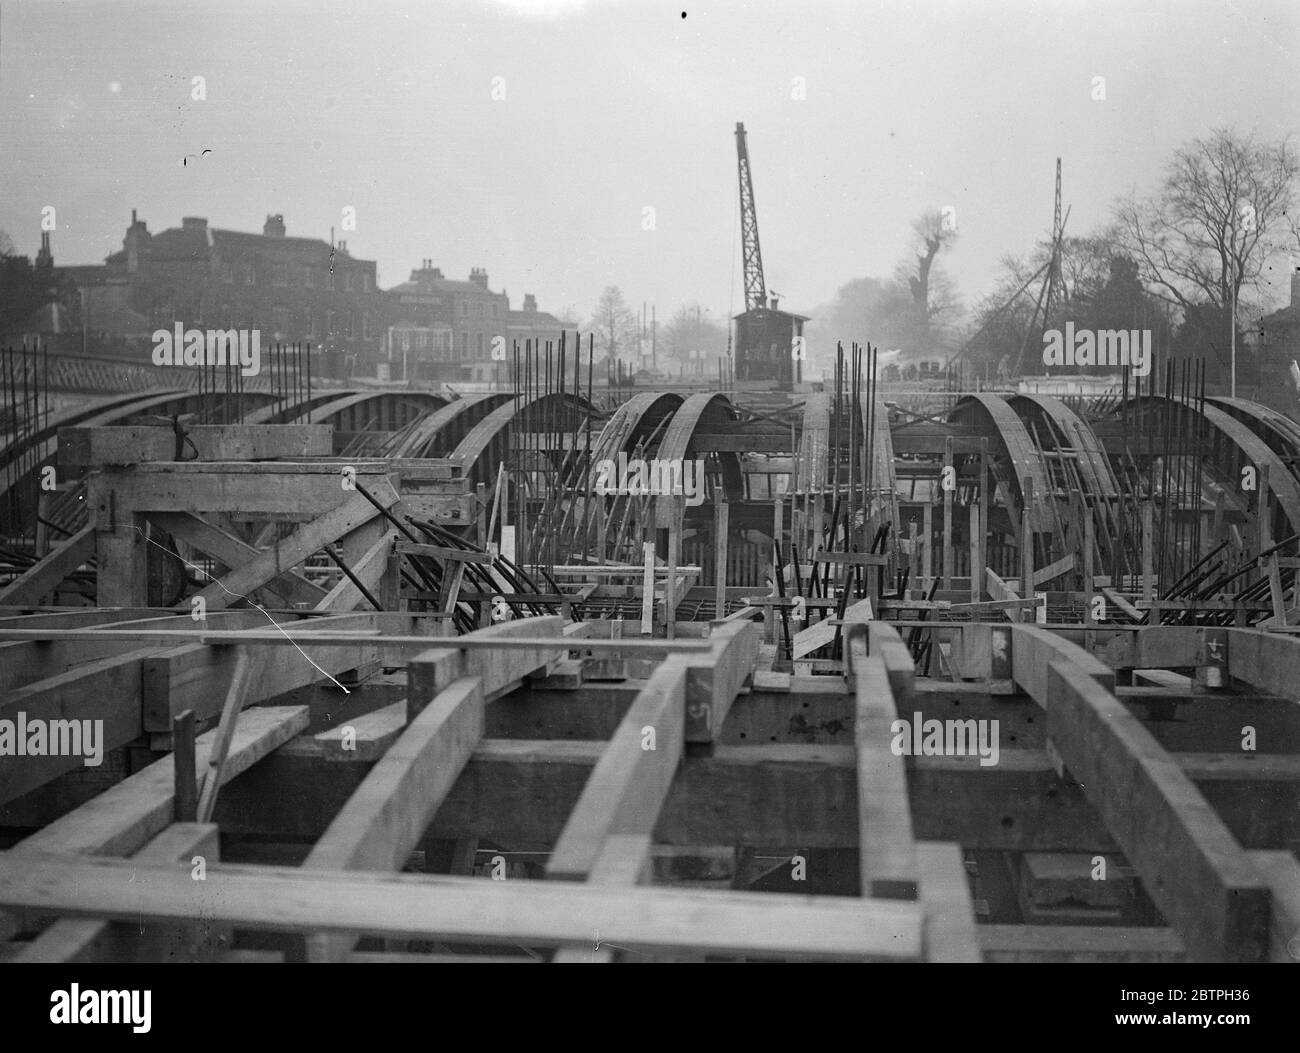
[
  {"left": 507, "top": 309, "right": 565, "bottom": 329},
  {"left": 733, "top": 306, "right": 811, "bottom": 322},
  {"left": 387, "top": 278, "right": 500, "bottom": 296}
]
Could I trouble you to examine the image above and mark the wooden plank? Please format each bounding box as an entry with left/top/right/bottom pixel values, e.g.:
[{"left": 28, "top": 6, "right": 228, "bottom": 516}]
[
  {"left": 395, "top": 541, "right": 491, "bottom": 565},
  {"left": 0, "top": 648, "right": 153, "bottom": 806},
  {"left": 0, "top": 853, "right": 924, "bottom": 961},
  {"left": 847, "top": 634, "right": 918, "bottom": 899},
  {"left": 1248, "top": 850, "right": 1300, "bottom": 963},
  {"left": 0, "top": 707, "right": 307, "bottom": 941},
  {"left": 980, "top": 925, "right": 1185, "bottom": 963},
  {"left": 141, "top": 612, "right": 382, "bottom": 729},
  {"left": 196, "top": 649, "right": 257, "bottom": 822},
  {"left": 0, "top": 524, "right": 94, "bottom": 606},
  {"left": 1032, "top": 552, "right": 1076, "bottom": 588},
  {"left": 15, "top": 706, "right": 308, "bottom": 857},
  {"left": 714, "top": 499, "right": 729, "bottom": 618},
  {"left": 146, "top": 511, "right": 327, "bottom": 606},
  {"left": 683, "top": 620, "right": 759, "bottom": 743},
  {"left": 547, "top": 658, "right": 687, "bottom": 880},
  {"left": 406, "top": 616, "right": 568, "bottom": 718},
  {"left": 60, "top": 424, "right": 332, "bottom": 466},
  {"left": 985, "top": 568, "right": 1022, "bottom": 623},
  {"left": 302, "top": 677, "right": 486, "bottom": 961},
  {"left": 1044, "top": 657, "right": 1269, "bottom": 961},
  {"left": 88, "top": 466, "right": 400, "bottom": 517},
  {"left": 918, "top": 842, "right": 981, "bottom": 962},
  {"left": 1225, "top": 628, "right": 1300, "bottom": 700},
  {"left": 552, "top": 833, "right": 651, "bottom": 963},
  {"left": 1009, "top": 624, "right": 1114, "bottom": 705},
  {"left": 194, "top": 490, "right": 392, "bottom": 610},
  {"left": 13, "top": 823, "right": 220, "bottom": 963}
]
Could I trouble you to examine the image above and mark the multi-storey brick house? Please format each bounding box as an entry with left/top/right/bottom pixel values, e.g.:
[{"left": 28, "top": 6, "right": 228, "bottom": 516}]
[{"left": 54, "top": 211, "right": 383, "bottom": 374}]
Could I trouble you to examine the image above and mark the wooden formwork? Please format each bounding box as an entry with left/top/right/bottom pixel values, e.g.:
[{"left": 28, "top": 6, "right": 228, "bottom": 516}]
[{"left": 2, "top": 603, "right": 1297, "bottom": 961}]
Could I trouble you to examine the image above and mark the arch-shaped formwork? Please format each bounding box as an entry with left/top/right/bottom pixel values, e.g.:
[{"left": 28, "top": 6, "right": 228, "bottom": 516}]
[
  {"left": 548, "top": 392, "right": 682, "bottom": 559},
  {"left": 382, "top": 393, "right": 512, "bottom": 459},
  {"left": 1205, "top": 397, "right": 1300, "bottom": 466},
  {"left": 653, "top": 391, "right": 745, "bottom": 520},
  {"left": 794, "top": 392, "right": 830, "bottom": 494},
  {"left": 863, "top": 392, "right": 901, "bottom": 554},
  {"left": 450, "top": 390, "right": 594, "bottom": 490},
  {"left": 1120, "top": 395, "right": 1300, "bottom": 544},
  {"left": 1007, "top": 393, "right": 1124, "bottom": 585},
  {"left": 948, "top": 394, "right": 1066, "bottom": 568}
]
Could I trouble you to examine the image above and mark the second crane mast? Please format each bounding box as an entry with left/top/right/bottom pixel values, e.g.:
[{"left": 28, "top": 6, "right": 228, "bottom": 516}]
[{"left": 735, "top": 122, "right": 768, "bottom": 313}]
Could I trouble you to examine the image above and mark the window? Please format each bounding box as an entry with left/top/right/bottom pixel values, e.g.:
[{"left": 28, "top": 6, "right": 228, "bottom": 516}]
[
  {"left": 362, "top": 313, "right": 372, "bottom": 340},
  {"left": 327, "top": 310, "right": 336, "bottom": 335},
  {"left": 244, "top": 264, "right": 255, "bottom": 286},
  {"left": 272, "top": 306, "right": 290, "bottom": 336},
  {"left": 476, "top": 301, "right": 483, "bottom": 317},
  {"left": 344, "top": 271, "right": 355, "bottom": 292},
  {"left": 308, "top": 311, "right": 318, "bottom": 336},
  {"left": 476, "top": 332, "right": 484, "bottom": 357},
  {"left": 304, "top": 266, "right": 315, "bottom": 288},
  {"left": 272, "top": 262, "right": 288, "bottom": 286},
  {"left": 220, "top": 260, "right": 233, "bottom": 283},
  {"left": 363, "top": 273, "right": 372, "bottom": 292},
  {"left": 460, "top": 300, "right": 468, "bottom": 316},
  {"left": 344, "top": 312, "right": 354, "bottom": 337},
  {"left": 459, "top": 330, "right": 468, "bottom": 358},
  {"left": 327, "top": 270, "right": 336, "bottom": 291}
]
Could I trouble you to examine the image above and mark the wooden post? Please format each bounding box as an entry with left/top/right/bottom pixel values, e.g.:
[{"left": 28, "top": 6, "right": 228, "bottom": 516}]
[
  {"left": 922, "top": 503, "right": 933, "bottom": 586},
  {"left": 979, "top": 437, "right": 991, "bottom": 599},
  {"left": 476, "top": 482, "right": 487, "bottom": 549},
  {"left": 969, "top": 503, "right": 981, "bottom": 603},
  {"left": 1257, "top": 464, "right": 1271, "bottom": 558},
  {"left": 640, "top": 541, "right": 655, "bottom": 636},
  {"left": 665, "top": 496, "right": 681, "bottom": 640},
  {"left": 812, "top": 486, "right": 825, "bottom": 564},
  {"left": 196, "top": 649, "right": 256, "bottom": 823},
  {"left": 714, "top": 499, "right": 729, "bottom": 619},
  {"left": 1141, "top": 499, "right": 1154, "bottom": 603},
  {"left": 908, "top": 518, "right": 919, "bottom": 591},
  {"left": 172, "top": 709, "right": 197, "bottom": 823},
  {"left": 1021, "top": 477, "right": 1034, "bottom": 599},
  {"left": 1083, "top": 514, "right": 1096, "bottom": 625},
  {"left": 942, "top": 436, "right": 954, "bottom": 590}
]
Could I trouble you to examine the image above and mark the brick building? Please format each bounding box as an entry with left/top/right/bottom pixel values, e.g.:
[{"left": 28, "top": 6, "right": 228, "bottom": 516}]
[
  {"left": 382, "top": 263, "right": 567, "bottom": 382},
  {"left": 53, "top": 211, "right": 383, "bottom": 373}
]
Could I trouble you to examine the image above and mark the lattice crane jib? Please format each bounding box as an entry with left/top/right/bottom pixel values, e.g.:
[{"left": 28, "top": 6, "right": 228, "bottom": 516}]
[{"left": 735, "top": 122, "right": 767, "bottom": 314}]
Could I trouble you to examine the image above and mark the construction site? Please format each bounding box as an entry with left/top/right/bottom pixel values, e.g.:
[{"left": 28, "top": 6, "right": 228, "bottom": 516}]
[{"left": 3, "top": 65, "right": 1300, "bottom": 967}]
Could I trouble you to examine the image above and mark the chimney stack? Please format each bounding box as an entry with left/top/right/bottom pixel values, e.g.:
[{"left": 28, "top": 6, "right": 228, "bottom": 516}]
[
  {"left": 523, "top": 293, "right": 537, "bottom": 313},
  {"left": 263, "top": 213, "right": 286, "bottom": 237},
  {"left": 1292, "top": 265, "right": 1300, "bottom": 308}
]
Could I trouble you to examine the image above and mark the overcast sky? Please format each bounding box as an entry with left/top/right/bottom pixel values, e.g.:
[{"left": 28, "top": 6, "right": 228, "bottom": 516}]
[{"left": 2, "top": 0, "right": 1297, "bottom": 322}]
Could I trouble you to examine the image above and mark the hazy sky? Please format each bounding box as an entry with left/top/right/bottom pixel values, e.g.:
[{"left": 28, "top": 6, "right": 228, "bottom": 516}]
[{"left": 3, "top": 0, "right": 1298, "bottom": 323}]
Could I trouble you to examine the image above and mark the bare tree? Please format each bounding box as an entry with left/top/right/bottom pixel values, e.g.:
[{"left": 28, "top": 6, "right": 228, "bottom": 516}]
[
  {"left": 904, "top": 210, "right": 959, "bottom": 346},
  {"left": 587, "top": 285, "right": 639, "bottom": 362},
  {"left": 1114, "top": 128, "right": 1298, "bottom": 364}
]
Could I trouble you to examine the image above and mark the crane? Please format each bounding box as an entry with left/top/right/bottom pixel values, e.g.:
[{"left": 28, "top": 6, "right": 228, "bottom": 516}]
[{"left": 735, "top": 122, "right": 767, "bottom": 313}]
